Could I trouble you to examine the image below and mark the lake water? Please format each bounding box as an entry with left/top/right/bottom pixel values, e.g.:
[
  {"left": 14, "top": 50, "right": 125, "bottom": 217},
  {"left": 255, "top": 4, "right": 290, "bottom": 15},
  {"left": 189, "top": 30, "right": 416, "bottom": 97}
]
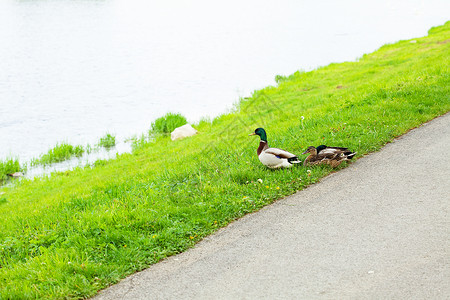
[{"left": 1, "top": 0, "right": 449, "bottom": 163}]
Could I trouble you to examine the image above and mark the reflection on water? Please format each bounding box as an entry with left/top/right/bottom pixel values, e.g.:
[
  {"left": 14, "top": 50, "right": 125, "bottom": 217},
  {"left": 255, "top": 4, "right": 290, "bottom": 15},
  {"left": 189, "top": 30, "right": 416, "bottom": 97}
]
[{"left": 0, "top": 0, "right": 449, "bottom": 175}]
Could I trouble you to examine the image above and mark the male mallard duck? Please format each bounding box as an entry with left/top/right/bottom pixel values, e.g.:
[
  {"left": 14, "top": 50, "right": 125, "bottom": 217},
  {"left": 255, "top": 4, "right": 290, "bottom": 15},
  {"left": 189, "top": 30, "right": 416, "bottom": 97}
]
[
  {"left": 249, "top": 128, "right": 301, "bottom": 169},
  {"left": 302, "top": 145, "right": 356, "bottom": 168}
]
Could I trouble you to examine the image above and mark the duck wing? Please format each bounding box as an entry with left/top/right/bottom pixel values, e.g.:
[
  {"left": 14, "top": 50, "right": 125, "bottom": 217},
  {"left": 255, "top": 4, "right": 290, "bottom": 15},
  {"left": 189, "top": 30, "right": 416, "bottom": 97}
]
[
  {"left": 264, "top": 147, "right": 297, "bottom": 159},
  {"left": 319, "top": 146, "right": 357, "bottom": 159},
  {"left": 260, "top": 147, "right": 301, "bottom": 168},
  {"left": 316, "top": 151, "right": 340, "bottom": 160},
  {"left": 318, "top": 146, "right": 349, "bottom": 154}
]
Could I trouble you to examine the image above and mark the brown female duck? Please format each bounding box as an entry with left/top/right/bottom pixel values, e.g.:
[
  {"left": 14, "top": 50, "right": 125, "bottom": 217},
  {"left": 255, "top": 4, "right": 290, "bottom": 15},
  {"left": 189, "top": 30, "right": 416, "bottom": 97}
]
[{"left": 302, "top": 145, "right": 356, "bottom": 167}]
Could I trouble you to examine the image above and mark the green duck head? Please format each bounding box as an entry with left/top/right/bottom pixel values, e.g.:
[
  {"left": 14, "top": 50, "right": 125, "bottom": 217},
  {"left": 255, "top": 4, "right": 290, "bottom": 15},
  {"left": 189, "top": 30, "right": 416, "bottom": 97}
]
[{"left": 249, "top": 128, "right": 267, "bottom": 142}]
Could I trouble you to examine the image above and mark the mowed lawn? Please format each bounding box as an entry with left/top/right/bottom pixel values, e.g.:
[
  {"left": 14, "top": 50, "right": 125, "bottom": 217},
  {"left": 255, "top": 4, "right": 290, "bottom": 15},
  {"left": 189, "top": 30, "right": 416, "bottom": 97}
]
[{"left": 0, "top": 22, "right": 449, "bottom": 299}]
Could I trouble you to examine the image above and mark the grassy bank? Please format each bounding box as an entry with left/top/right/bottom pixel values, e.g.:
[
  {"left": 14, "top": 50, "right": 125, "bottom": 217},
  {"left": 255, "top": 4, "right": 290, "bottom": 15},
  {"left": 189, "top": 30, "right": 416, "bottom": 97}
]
[{"left": 1, "top": 22, "right": 449, "bottom": 299}]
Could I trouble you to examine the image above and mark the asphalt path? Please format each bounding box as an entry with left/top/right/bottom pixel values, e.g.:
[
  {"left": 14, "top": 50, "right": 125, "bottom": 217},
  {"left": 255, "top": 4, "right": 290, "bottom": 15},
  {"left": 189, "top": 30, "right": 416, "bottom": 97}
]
[{"left": 96, "top": 113, "right": 450, "bottom": 299}]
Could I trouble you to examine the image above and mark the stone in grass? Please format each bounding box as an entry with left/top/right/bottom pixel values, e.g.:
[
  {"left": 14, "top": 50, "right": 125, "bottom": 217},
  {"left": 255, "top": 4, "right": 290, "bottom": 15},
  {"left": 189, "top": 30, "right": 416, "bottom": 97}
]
[
  {"left": 7, "top": 172, "right": 24, "bottom": 178},
  {"left": 171, "top": 124, "right": 197, "bottom": 141}
]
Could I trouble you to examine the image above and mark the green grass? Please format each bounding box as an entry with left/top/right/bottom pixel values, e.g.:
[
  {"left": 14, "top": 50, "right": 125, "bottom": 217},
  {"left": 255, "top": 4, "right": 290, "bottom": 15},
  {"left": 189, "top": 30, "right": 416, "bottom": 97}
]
[
  {"left": 151, "top": 112, "right": 187, "bottom": 135},
  {"left": 31, "top": 143, "right": 85, "bottom": 166},
  {"left": 97, "top": 133, "right": 116, "bottom": 149},
  {"left": 0, "top": 158, "right": 22, "bottom": 182},
  {"left": 0, "top": 22, "right": 449, "bottom": 299}
]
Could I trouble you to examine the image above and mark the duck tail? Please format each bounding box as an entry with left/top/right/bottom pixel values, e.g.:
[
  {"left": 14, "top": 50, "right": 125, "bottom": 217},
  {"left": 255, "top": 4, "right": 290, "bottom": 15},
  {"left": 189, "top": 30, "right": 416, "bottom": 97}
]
[
  {"left": 288, "top": 156, "right": 302, "bottom": 164},
  {"left": 345, "top": 152, "right": 357, "bottom": 159}
]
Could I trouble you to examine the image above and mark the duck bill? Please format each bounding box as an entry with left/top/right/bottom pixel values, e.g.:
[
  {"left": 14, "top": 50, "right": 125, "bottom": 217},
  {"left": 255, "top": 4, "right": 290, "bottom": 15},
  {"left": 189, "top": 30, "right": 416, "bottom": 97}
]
[
  {"left": 249, "top": 133, "right": 256, "bottom": 136},
  {"left": 302, "top": 150, "right": 308, "bottom": 154}
]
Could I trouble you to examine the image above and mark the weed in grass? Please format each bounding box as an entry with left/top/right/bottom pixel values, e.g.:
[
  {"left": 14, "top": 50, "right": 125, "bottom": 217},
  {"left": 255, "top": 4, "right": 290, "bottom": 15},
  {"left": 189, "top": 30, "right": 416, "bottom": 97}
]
[
  {"left": 86, "top": 144, "right": 93, "bottom": 154},
  {"left": 32, "top": 142, "right": 84, "bottom": 166},
  {"left": 130, "top": 133, "right": 151, "bottom": 151},
  {"left": 97, "top": 133, "right": 116, "bottom": 148},
  {"left": 0, "top": 22, "right": 449, "bottom": 299},
  {"left": 0, "top": 158, "right": 23, "bottom": 182},
  {"left": 94, "top": 159, "right": 108, "bottom": 167},
  {"left": 150, "top": 113, "right": 187, "bottom": 135}
]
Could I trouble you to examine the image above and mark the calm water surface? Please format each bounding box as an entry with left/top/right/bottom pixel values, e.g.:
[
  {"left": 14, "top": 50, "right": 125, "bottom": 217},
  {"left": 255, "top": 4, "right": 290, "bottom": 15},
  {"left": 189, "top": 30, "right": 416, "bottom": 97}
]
[{"left": 0, "top": 0, "right": 449, "bottom": 162}]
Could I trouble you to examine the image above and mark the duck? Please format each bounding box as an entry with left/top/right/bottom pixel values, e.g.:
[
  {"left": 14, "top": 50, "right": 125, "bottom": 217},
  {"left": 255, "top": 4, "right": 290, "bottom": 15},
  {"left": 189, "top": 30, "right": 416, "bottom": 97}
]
[
  {"left": 302, "top": 145, "right": 356, "bottom": 168},
  {"left": 249, "top": 128, "right": 301, "bottom": 169}
]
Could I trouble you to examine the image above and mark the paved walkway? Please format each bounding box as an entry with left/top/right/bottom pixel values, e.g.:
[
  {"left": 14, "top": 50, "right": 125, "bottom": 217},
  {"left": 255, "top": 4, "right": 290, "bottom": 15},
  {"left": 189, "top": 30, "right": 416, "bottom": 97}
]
[{"left": 96, "top": 113, "right": 450, "bottom": 299}]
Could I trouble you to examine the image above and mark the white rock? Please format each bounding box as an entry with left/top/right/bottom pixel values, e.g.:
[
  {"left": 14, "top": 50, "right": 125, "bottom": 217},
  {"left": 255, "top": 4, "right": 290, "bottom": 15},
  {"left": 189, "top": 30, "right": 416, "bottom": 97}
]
[
  {"left": 171, "top": 124, "right": 197, "bottom": 141},
  {"left": 7, "top": 172, "right": 24, "bottom": 178}
]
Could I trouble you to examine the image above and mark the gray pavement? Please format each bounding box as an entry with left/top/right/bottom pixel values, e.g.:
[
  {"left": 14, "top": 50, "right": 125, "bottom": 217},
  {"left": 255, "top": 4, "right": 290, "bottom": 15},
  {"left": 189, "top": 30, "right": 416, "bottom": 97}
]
[{"left": 96, "top": 113, "right": 450, "bottom": 299}]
